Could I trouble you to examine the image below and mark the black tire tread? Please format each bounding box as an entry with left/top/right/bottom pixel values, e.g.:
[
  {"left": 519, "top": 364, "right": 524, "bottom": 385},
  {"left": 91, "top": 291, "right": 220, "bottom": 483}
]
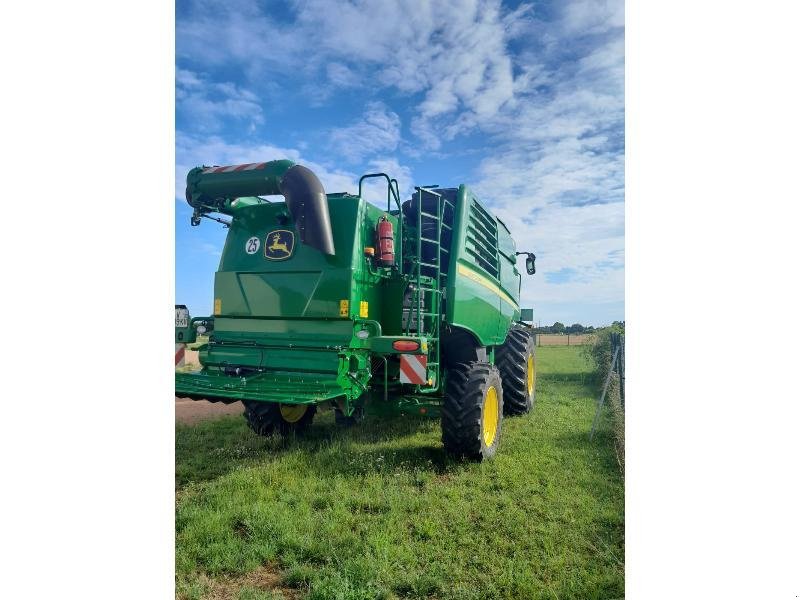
[
  {"left": 495, "top": 325, "right": 535, "bottom": 416},
  {"left": 441, "top": 362, "right": 503, "bottom": 461},
  {"left": 243, "top": 401, "right": 316, "bottom": 436}
]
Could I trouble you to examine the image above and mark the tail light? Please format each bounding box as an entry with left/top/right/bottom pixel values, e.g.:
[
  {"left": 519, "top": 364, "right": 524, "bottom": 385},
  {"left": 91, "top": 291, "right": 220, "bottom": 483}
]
[{"left": 393, "top": 340, "right": 420, "bottom": 352}]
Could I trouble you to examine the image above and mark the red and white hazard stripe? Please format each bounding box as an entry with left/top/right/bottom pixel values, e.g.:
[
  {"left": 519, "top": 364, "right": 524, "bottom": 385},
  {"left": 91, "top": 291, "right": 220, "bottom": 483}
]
[
  {"left": 399, "top": 354, "right": 428, "bottom": 385},
  {"left": 175, "top": 343, "right": 186, "bottom": 368},
  {"left": 201, "top": 162, "right": 268, "bottom": 174}
]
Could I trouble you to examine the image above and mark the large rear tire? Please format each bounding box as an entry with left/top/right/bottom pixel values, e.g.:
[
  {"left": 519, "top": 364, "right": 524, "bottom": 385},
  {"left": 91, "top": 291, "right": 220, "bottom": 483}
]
[
  {"left": 495, "top": 325, "right": 536, "bottom": 416},
  {"left": 243, "top": 401, "right": 316, "bottom": 436},
  {"left": 441, "top": 362, "right": 503, "bottom": 461}
]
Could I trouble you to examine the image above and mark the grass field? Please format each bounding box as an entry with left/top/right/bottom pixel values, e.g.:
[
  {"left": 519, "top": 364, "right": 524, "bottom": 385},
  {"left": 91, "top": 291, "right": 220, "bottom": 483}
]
[{"left": 176, "top": 346, "right": 624, "bottom": 600}]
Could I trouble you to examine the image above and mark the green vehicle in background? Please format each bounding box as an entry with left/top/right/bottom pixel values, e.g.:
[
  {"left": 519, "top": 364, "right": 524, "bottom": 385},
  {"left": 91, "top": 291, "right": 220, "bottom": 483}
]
[{"left": 175, "top": 159, "right": 537, "bottom": 460}]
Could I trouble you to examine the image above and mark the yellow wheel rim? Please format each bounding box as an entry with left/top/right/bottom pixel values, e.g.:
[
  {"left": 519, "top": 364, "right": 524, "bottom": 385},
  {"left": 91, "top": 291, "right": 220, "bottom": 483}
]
[
  {"left": 482, "top": 385, "right": 499, "bottom": 447},
  {"left": 527, "top": 354, "right": 535, "bottom": 396},
  {"left": 279, "top": 404, "right": 308, "bottom": 423}
]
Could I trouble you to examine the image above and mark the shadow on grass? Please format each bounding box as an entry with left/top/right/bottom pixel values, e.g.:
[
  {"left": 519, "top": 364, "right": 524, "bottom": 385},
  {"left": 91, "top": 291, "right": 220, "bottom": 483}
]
[
  {"left": 175, "top": 411, "right": 344, "bottom": 488},
  {"left": 176, "top": 410, "right": 449, "bottom": 488}
]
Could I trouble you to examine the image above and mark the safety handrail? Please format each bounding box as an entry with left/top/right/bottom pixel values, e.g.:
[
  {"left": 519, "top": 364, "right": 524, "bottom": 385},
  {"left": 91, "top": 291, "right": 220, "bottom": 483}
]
[
  {"left": 358, "top": 172, "right": 401, "bottom": 212},
  {"left": 358, "top": 172, "right": 403, "bottom": 275}
]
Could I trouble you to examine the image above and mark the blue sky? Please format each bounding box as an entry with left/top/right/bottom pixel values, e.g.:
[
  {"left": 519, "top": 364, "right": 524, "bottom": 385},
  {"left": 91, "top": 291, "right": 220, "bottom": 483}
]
[{"left": 176, "top": 0, "right": 624, "bottom": 326}]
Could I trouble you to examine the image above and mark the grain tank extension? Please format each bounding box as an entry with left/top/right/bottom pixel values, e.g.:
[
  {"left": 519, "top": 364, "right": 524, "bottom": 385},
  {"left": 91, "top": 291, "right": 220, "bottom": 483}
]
[{"left": 176, "top": 159, "right": 537, "bottom": 460}]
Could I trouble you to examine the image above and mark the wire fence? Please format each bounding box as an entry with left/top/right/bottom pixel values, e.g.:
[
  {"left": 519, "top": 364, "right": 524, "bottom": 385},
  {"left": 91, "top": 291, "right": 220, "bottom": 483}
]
[
  {"left": 590, "top": 332, "right": 625, "bottom": 442},
  {"left": 611, "top": 332, "right": 625, "bottom": 408}
]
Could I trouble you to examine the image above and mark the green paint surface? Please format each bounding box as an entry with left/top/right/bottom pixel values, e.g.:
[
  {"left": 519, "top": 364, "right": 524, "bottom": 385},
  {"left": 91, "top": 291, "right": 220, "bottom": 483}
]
[{"left": 177, "top": 167, "right": 532, "bottom": 411}]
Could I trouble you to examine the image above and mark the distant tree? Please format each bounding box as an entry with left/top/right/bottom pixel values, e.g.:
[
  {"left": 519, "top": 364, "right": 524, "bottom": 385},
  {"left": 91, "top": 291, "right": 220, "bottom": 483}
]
[
  {"left": 585, "top": 326, "right": 596, "bottom": 333},
  {"left": 566, "top": 323, "right": 585, "bottom": 334},
  {"left": 552, "top": 321, "right": 565, "bottom": 334}
]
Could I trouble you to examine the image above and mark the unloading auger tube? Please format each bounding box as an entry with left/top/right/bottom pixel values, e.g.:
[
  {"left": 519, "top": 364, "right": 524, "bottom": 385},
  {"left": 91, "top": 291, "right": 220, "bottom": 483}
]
[{"left": 185, "top": 159, "right": 335, "bottom": 255}]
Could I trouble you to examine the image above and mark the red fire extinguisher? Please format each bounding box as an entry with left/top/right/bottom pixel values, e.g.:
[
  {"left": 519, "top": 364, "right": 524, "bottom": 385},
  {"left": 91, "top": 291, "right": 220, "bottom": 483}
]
[{"left": 376, "top": 216, "right": 395, "bottom": 267}]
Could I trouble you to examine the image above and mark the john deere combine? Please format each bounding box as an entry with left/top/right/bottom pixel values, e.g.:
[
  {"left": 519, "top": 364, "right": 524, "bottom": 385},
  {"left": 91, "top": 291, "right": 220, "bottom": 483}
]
[{"left": 175, "top": 160, "right": 537, "bottom": 460}]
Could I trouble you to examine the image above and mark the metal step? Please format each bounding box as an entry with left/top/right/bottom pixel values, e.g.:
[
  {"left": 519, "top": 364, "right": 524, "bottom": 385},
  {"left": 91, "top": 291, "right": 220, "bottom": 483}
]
[{"left": 406, "top": 187, "right": 450, "bottom": 392}]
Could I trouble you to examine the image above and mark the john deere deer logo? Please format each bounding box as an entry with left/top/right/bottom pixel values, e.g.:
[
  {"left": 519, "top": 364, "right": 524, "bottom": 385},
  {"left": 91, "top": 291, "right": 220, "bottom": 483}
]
[{"left": 264, "top": 230, "right": 294, "bottom": 260}]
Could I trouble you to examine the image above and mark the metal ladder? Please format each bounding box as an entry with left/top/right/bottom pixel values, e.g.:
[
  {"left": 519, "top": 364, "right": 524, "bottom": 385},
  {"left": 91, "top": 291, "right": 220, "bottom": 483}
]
[{"left": 404, "top": 187, "right": 454, "bottom": 392}]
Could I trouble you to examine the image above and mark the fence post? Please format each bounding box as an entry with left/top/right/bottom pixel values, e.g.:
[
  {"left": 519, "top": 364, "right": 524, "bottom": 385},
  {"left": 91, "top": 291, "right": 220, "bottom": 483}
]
[
  {"left": 590, "top": 346, "right": 620, "bottom": 440},
  {"left": 618, "top": 334, "right": 625, "bottom": 407}
]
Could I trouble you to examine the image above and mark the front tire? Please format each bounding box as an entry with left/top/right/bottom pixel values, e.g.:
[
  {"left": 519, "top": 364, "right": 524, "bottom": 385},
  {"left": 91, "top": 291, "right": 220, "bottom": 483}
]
[
  {"left": 441, "top": 362, "right": 503, "bottom": 461},
  {"left": 495, "top": 325, "right": 536, "bottom": 416},
  {"left": 243, "top": 401, "right": 316, "bottom": 436}
]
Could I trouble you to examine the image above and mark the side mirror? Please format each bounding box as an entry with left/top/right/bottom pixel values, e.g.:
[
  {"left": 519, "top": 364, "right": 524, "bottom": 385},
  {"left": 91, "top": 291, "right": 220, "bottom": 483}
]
[{"left": 516, "top": 251, "right": 536, "bottom": 275}]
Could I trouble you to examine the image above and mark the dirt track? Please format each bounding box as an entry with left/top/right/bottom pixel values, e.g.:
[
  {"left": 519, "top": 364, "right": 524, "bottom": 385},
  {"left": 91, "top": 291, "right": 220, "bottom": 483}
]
[
  {"left": 175, "top": 397, "right": 243, "bottom": 425},
  {"left": 175, "top": 349, "right": 244, "bottom": 424}
]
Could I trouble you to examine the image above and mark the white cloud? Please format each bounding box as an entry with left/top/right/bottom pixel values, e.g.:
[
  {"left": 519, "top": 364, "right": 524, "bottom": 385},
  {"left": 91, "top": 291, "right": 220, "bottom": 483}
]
[
  {"left": 178, "top": 0, "right": 529, "bottom": 147},
  {"left": 176, "top": 68, "right": 202, "bottom": 88},
  {"left": 176, "top": 1, "right": 298, "bottom": 69},
  {"left": 562, "top": 0, "right": 624, "bottom": 35},
  {"left": 325, "top": 62, "right": 360, "bottom": 87},
  {"left": 329, "top": 102, "right": 402, "bottom": 163},
  {"left": 465, "top": 1, "right": 624, "bottom": 316},
  {"left": 176, "top": 69, "right": 263, "bottom": 132}
]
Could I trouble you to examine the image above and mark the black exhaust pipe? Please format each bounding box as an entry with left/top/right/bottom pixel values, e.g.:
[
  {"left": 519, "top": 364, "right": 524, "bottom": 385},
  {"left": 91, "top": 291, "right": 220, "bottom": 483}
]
[
  {"left": 279, "top": 164, "right": 336, "bottom": 256},
  {"left": 186, "top": 160, "right": 336, "bottom": 255}
]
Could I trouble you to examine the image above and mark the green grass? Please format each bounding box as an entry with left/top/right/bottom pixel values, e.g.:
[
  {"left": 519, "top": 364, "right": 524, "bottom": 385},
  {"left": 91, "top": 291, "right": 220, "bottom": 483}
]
[{"left": 176, "top": 346, "right": 624, "bottom": 600}]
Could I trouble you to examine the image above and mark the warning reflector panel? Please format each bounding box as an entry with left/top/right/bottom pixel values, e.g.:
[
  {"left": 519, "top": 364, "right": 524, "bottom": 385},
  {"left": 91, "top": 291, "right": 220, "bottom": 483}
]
[
  {"left": 399, "top": 354, "right": 427, "bottom": 385},
  {"left": 175, "top": 343, "right": 186, "bottom": 368}
]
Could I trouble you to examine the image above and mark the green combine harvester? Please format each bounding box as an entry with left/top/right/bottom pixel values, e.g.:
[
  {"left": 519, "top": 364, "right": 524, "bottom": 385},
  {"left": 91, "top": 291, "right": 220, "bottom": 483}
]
[{"left": 175, "top": 159, "right": 537, "bottom": 460}]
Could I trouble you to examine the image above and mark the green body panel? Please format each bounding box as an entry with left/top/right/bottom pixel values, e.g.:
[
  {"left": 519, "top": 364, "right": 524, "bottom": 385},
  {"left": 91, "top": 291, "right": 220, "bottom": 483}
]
[
  {"left": 176, "top": 163, "right": 532, "bottom": 413},
  {"left": 207, "top": 195, "right": 393, "bottom": 370},
  {"left": 175, "top": 369, "right": 344, "bottom": 403},
  {"left": 445, "top": 186, "right": 520, "bottom": 346},
  {"left": 177, "top": 190, "right": 409, "bottom": 408},
  {"left": 214, "top": 198, "right": 362, "bottom": 320}
]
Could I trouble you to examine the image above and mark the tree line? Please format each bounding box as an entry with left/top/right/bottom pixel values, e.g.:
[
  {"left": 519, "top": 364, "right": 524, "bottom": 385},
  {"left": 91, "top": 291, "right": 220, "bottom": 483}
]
[{"left": 534, "top": 320, "right": 624, "bottom": 335}]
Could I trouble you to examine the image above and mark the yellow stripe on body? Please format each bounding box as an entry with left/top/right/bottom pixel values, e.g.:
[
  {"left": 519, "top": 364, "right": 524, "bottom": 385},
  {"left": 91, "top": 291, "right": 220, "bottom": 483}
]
[{"left": 456, "top": 263, "right": 519, "bottom": 309}]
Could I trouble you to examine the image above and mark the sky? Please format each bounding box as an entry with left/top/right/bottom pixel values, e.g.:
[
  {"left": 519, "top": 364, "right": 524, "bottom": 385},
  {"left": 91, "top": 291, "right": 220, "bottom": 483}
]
[{"left": 175, "top": 0, "right": 624, "bottom": 326}]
